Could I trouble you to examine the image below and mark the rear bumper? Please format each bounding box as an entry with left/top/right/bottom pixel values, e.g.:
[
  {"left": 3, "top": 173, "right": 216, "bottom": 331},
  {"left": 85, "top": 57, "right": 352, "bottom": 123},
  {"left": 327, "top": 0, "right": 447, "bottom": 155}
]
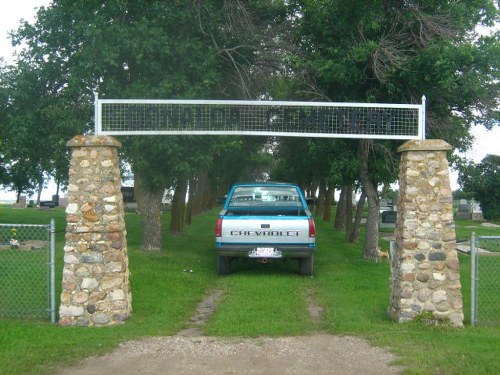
[{"left": 216, "top": 244, "right": 315, "bottom": 258}]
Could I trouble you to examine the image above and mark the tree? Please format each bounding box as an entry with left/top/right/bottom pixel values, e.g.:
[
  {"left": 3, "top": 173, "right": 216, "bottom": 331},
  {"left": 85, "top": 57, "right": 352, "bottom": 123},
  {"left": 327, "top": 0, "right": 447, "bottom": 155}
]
[
  {"left": 1, "top": 60, "right": 86, "bottom": 202},
  {"left": 459, "top": 154, "right": 500, "bottom": 220},
  {"left": 5, "top": 0, "right": 498, "bottom": 255},
  {"left": 358, "top": 140, "right": 381, "bottom": 259},
  {"left": 10, "top": 0, "right": 289, "bottom": 250},
  {"left": 0, "top": 62, "right": 10, "bottom": 187},
  {"left": 12, "top": 1, "right": 225, "bottom": 248},
  {"left": 349, "top": 189, "right": 366, "bottom": 243},
  {"left": 284, "top": 0, "right": 499, "bottom": 258}
]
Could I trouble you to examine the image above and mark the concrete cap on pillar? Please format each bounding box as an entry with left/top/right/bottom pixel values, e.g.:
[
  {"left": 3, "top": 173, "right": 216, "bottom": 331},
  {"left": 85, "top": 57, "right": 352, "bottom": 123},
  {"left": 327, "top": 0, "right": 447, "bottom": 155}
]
[
  {"left": 67, "top": 135, "right": 122, "bottom": 148},
  {"left": 397, "top": 139, "right": 452, "bottom": 153}
]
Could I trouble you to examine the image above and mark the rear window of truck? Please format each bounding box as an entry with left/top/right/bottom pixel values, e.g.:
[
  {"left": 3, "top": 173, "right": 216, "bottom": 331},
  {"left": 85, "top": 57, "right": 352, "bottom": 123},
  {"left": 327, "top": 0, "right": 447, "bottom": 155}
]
[{"left": 228, "top": 186, "right": 303, "bottom": 208}]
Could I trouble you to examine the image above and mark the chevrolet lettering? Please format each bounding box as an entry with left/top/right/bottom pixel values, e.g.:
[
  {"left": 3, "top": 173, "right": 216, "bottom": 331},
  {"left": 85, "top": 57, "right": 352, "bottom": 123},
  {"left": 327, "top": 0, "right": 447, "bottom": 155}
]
[{"left": 229, "top": 230, "right": 300, "bottom": 236}]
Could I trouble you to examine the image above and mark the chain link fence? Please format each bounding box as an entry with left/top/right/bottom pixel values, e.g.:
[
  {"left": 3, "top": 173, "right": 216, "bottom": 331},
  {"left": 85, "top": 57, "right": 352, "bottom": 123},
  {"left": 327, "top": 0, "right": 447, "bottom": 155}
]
[
  {"left": 471, "top": 234, "right": 500, "bottom": 327},
  {"left": 0, "top": 220, "right": 56, "bottom": 322}
]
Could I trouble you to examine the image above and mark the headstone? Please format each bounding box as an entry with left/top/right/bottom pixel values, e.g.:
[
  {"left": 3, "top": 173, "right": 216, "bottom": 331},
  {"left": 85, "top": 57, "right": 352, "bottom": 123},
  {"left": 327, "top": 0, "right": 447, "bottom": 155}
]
[
  {"left": 458, "top": 199, "right": 469, "bottom": 213},
  {"left": 121, "top": 187, "right": 135, "bottom": 203},
  {"left": 12, "top": 196, "right": 27, "bottom": 208},
  {"left": 382, "top": 210, "right": 397, "bottom": 224},
  {"left": 471, "top": 201, "right": 484, "bottom": 221},
  {"left": 58, "top": 196, "right": 68, "bottom": 208},
  {"left": 381, "top": 210, "right": 397, "bottom": 227},
  {"left": 39, "top": 201, "right": 56, "bottom": 208},
  {"left": 380, "top": 199, "right": 389, "bottom": 210},
  {"left": 455, "top": 199, "right": 471, "bottom": 219}
]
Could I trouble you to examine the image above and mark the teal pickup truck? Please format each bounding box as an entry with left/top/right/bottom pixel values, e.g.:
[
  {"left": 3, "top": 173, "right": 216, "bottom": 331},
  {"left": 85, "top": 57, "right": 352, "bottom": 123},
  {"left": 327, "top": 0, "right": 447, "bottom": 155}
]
[{"left": 215, "top": 182, "right": 316, "bottom": 275}]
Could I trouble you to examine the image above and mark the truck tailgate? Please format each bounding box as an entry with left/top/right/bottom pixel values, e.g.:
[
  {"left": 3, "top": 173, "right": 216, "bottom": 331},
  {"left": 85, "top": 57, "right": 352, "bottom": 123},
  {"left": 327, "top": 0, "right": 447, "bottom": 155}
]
[{"left": 217, "top": 216, "right": 314, "bottom": 246}]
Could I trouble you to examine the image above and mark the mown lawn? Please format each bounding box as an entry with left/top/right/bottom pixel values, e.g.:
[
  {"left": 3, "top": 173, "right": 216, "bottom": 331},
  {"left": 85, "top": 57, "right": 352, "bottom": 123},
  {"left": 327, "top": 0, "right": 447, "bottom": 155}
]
[{"left": 0, "top": 205, "right": 499, "bottom": 375}]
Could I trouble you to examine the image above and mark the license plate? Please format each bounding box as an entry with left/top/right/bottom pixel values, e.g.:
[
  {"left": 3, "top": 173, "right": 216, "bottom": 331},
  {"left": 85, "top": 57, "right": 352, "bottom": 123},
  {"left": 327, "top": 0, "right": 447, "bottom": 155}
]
[{"left": 249, "top": 247, "right": 282, "bottom": 258}]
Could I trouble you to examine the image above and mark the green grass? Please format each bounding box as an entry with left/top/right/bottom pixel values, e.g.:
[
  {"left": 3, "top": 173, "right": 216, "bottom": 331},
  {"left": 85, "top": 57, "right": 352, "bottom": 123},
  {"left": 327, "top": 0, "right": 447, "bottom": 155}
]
[
  {"left": 454, "top": 218, "right": 500, "bottom": 240},
  {"left": 0, "top": 206, "right": 499, "bottom": 375},
  {"left": 206, "top": 271, "right": 313, "bottom": 336}
]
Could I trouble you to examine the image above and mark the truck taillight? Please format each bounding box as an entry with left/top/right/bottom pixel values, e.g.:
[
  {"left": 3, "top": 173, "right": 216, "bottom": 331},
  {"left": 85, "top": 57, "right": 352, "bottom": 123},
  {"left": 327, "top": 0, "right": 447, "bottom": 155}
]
[
  {"left": 309, "top": 218, "right": 316, "bottom": 238},
  {"left": 216, "top": 218, "right": 223, "bottom": 237}
]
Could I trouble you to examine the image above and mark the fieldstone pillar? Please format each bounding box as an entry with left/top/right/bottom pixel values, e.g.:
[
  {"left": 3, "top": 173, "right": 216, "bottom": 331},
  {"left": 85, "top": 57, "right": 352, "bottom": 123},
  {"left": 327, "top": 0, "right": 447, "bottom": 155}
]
[
  {"left": 389, "top": 140, "right": 463, "bottom": 327},
  {"left": 59, "top": 135, "right": 131, "bottom": 326}
]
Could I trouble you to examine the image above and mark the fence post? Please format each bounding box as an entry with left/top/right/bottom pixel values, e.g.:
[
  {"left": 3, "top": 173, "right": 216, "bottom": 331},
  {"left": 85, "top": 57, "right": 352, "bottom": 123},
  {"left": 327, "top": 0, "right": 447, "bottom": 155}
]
[
  {"left": 470, "top": 232, "right": 476, "bottom": 327},
  {"left": 50, "top": 218, "right": 56, "bottom": 324}
]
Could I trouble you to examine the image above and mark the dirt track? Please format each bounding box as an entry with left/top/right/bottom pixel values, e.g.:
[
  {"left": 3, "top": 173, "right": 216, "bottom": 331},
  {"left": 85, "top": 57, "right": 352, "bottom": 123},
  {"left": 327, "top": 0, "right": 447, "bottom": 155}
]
[
  {"left": 55, "top": 289, "right": 403, "bottom": 375},
  {"left": 55, "top": 334, "right": 403, "bottom": 375}
]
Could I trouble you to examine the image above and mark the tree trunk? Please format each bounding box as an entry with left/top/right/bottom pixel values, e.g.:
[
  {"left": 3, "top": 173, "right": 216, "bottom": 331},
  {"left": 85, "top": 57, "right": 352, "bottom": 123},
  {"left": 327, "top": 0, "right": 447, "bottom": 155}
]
[
  {"left": 316, "top": 180, "right": 326, "bottom": 217},
  {"left": 185, "top": 172, "right": 208, "bottom": 225},
  {"left": 185, "top": 171, "right": 209, "bottom": 225},
  {"left": 348, "top": 189, "right": 366, "bottom": 243},
  {"left": 334, "top": 185, "right": 347, "bottom": 231},
  {"left": 323, "top": 186, "right": 334, "bottom": 222},
  {"left": 36, "top": 174, "right": 43, "bottom": 205},
  {"left": 185, "top": 177, "right": 196, "bottom": 225},
  {"left": 345, "top": 184, "right": 353, "bottom": 240},
  {"left": 358, "top": 140, "right": 380, "bottom": 260},
  {"left": 135, "top": 173, "right": 164, "bottom": 251},
  {"left": 170, "top": 177, "right": 188, "bottom": 235},
  {"left": 201, "top": 172, "right": 212, "bottom": 211}
]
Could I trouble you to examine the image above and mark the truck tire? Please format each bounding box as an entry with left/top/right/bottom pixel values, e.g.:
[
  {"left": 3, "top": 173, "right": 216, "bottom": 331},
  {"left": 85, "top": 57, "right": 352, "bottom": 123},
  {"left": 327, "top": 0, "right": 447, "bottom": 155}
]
[
  {"left": 299, "top": 255, "right": 314, "bottom": 276},
  {"left": 217, "top": 254, "right": 231, "bottom": 275}
]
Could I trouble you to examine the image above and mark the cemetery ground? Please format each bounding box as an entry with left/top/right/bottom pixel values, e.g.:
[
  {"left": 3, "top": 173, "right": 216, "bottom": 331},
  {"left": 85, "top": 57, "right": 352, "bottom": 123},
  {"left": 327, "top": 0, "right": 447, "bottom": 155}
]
[{"left": 0, "top": 205, "right": 499, "bottom": 375}]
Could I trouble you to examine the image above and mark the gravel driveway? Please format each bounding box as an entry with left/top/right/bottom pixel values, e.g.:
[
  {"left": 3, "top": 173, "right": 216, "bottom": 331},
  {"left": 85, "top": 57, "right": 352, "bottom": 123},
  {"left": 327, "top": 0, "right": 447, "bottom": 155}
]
[
  {"left": 55, "top": 289, "right": 404, "bottom": 375},
  {"left": 55, "top": 334, "right": 403, "bottom": 375}
]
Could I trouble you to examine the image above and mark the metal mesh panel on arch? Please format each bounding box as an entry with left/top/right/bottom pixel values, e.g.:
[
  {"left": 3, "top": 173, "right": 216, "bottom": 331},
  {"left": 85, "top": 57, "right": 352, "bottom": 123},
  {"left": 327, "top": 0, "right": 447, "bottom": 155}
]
[{"left": 97, "top": 99, "right": 424, "bottom": 140}]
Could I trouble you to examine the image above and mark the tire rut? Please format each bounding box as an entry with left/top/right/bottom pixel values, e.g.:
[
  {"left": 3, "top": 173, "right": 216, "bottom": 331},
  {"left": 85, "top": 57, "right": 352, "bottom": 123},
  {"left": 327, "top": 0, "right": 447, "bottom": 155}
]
[
  {"left": 178, "top": 286, "right": 325, "bottom": 337},
  {"left": 177, "top": 288, "right": 225, "bottom": 337},
  {"left": 306, "top": 288, "right": 325, "bottom": 326}
]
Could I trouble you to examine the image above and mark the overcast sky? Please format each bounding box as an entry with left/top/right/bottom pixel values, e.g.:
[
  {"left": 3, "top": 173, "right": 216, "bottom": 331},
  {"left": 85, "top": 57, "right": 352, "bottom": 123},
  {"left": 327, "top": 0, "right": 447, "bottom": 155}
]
[{"left": 1, "top": 1, "right": 498, "bottom": 200}]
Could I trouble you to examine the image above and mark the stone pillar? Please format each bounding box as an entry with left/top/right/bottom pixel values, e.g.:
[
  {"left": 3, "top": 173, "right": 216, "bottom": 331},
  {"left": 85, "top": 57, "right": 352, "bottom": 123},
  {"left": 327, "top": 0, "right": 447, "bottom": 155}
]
[
  {"left": 389, "top": 140, "right": 463, "bottom": 327},
  {"left": 59, "top": 135, "right": 131, "bottom": 326}
]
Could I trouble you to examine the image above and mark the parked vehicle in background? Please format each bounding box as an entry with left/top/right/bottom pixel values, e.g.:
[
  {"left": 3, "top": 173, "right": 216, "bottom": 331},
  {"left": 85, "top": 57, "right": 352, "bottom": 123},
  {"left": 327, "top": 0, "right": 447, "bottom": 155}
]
[{"left": 215, "top": 182, "right": 316, "bottom": 275}]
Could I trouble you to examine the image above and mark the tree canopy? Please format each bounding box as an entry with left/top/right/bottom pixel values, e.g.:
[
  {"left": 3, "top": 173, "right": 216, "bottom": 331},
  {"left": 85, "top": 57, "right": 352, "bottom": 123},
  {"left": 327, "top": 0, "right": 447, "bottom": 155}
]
[
  {"left": 459, "top": 154, "right": 500, "bottom": 220},
  {"left": 0, "top": 0, "right": 498, "bottom": 252},
  {"left": 276, "top": 0, "right": 499, "bottom": 257}
]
